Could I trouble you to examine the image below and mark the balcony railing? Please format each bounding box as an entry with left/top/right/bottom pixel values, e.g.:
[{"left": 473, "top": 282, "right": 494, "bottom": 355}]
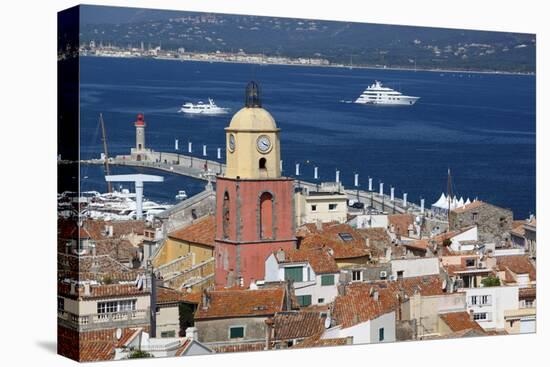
[{"left": 58, "top": 309, "right": 149, "bottom": 331}]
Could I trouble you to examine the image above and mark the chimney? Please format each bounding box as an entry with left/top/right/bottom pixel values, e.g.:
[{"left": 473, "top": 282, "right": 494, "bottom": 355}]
[
  {"left": 265, "top": 318, "right": 274, "bottom": 350},
  {"left": 373, "top": 290, "right": 379, "bottom": 302},
  {"left": 315, "top": 220, "right": 322, "bottom": 231},
  {"left": 83, "top": 283, "right": 91, "bottom": 296},
  {"left": 185, "top": 327, "right": 198, "bottom": 340},
  {"left": 469, "top": 309, "right": 475, "bottom": 321},
  {"left": 275, "top": 249, "right": 285, "bottom": 262},
  {"left": 70, "top": 282, "right": 76, "bottom": 295}
]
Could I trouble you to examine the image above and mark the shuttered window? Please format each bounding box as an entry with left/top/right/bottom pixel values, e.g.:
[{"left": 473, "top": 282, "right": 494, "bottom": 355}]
[
  {"left": 321, "top": 274, "right": 335, "bottom": 286},
  {"left": 297, "top": 295, "right": 312, "bottom": 307},
  {"left": 229, "top": 326, "right": 245, "bottom": 339},
  {"left": 284, "top": 266, "right": 303, "bottom": 282}
]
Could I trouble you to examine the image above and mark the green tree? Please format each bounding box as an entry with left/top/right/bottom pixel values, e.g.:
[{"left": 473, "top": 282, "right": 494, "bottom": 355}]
[
  {"left": 128, "top": 350, "right": 153, "bottom": 359},
  {"left": 481, "top": 276, "right": 501, "bottom": 287}
]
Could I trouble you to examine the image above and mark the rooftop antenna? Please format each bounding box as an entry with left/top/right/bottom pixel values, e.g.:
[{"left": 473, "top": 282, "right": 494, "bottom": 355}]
[{"left": 99, "top": 113, "right": 112, "bottom": 193}]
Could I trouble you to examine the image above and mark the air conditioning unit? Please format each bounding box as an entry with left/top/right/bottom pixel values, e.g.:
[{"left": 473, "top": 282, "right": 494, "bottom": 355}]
[
  {"left": 389, "top": 275, "right": 397, "bottom": 281},
  {"left": 379, "top": 271, "right": 388, "bottom": 279}
]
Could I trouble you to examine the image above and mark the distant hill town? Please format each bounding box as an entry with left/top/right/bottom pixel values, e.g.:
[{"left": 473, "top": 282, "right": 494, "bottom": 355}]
[{"left": 77, "top": 6, "right": 536, "bottom": 73}]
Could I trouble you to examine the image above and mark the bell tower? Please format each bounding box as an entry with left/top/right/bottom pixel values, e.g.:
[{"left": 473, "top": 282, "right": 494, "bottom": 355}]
[{"left": 215, "top": 82, "right": 296, "bottom": 288}]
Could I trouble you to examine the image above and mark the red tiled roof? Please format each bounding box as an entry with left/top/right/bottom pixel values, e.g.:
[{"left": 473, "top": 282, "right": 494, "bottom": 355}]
[
  {"left": 403, "top": 240, "right": 429, "bottom": 252},
  {"left": 276, "top": 247, "right": 339, "bottom": 274},
  {"left": 333, "top": 275, "right": 446, "bottom": 329},
  {"left": 168, "top": 215, "right": 216, "bottom": 247},
  {"left": 356, "top": 227, "right": 391, "bottom": 243},
  {"left": 451, "top": 200, "right": 484, "bottom": 214},
  {"left": 388, "top": 214, "right": 414, "bottom": 237},
  {"left": 210, "top": 342, "right": 265, "bottom": 353},
  {"left": 497, "top": 255, "right": 536, "bottom": 281},
  {"left": 439, "top": 312, "right": 484, "bottom": 333},
  {"left": 79, "top": 341, "right": 115, "bottom": 362},
  {"left": 58, "top": 282, "right": 149, "bottom": 300},
  {"left": 269, "top": 311, "right": 325, "bottom": 341},
  {"left": 157, "top": 286, "right": 194, "bottom": 304},
  {"left": 298, "top": 222, "right": 370, "bottom": 260},
  {"left": 432, "top": 225, "right": 476, "bottom": 246},
  {"left": 511, "top": 220, "right": 526, "bottom": 237},
  {"left": 115, "top": 328, "right": 142, "bottom": 348},
  {"left": 294, "top": 334, "right": 352, "bottom": 348},
  {"left": 195, "top": 287, "right": 286, "bottom": 320}
]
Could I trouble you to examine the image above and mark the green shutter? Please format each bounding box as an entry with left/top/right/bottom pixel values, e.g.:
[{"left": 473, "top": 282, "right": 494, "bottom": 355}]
[
  {"left": 284, "top": 266, "right": 303, "bottom": 282},
  {"left": 297, "top": 295, "right": 312, "bottom": 307},
  {"left": 379, "top": 328, "right": 384, "bottom": 341},
  {"left": 230, "top": 327, "right": 244, "bottom": 339},
  {"left": 321, "top": 274, "right": 335, "bottom": 286}
]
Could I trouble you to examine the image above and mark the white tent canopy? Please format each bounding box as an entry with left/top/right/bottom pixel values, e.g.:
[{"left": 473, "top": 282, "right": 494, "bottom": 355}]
[{"left": 431, "top": 192, "right": 472, "bottom": 214}]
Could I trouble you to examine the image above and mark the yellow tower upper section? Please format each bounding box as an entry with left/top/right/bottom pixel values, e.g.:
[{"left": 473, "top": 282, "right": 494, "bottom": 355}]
[{"left": 224, "top": 82, "right": 281, "bottom": 179}]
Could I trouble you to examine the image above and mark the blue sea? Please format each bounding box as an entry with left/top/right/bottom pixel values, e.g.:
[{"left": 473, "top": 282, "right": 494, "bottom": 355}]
[{"left": 77, "top": 57, "right": 536, "bottom": 219}]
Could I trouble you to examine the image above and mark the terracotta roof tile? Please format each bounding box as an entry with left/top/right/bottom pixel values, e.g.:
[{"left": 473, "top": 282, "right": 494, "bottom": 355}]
[
  {"left": 388, "top": 214, "right": 415, "bottom": 237},
  {"left": 58, "top": 282, "right": 149, "bottom": 300},
  {"left": 298, "top": 223, "right": 370, "bottom": 260},
  {"left": 168, "top": 215, "right": 216, "bottom": 247},
  {"left": 269, "top": 311, "right": 325, "bottom": 341},
  {"left": 211, "top": 342, "right": 265, "bottom": 353},
  {"left": 115, "top": 328, "right": 142, "bottom": 348},
  {"left": 403, "top": 239, "right": 429, "bottom": 252},
  {"left": 157, "top": 286, "right": 194, "bottom": 304},
  {"left": 440, "top": 312, "right": 484, "bottom": 333},
  {"left": 333, "top": 275, "right": 446, "bottom": 329},
  {"left": 276, "top": 247, "right": 339, "bottom": 274},
  {"left": 79, "top": 341, "right": 115, "bottom": 362},
  {"left": 195, "top": 287, "right": 286, "bottom": 319},
  {"left": 497, "top": 255, "right": 536, "bottom": 281},
  {"left": 451, "top": 200, "right": 484, "bottom": 214},
  {"left": 294, "top": 334, "right": 352, "bottom": 348}
]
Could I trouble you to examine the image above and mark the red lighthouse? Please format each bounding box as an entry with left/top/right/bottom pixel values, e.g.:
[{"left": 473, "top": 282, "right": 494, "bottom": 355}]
[{"left": 214, "top": 82, "right": 296, "bottom": 288}]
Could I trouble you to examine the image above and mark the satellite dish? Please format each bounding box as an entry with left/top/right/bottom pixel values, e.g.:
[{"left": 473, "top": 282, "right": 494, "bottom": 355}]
[
  {"left": 115, "top": 328, "right": 123, "bottom": 340},
  {"left": 324, "top": 316, "right": 332, "bottom": 329}
]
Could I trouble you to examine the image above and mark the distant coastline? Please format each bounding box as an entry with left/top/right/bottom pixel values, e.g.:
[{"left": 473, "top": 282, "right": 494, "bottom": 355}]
[{"left": 77, "top": 53, "right": 535, "bottom": 76}]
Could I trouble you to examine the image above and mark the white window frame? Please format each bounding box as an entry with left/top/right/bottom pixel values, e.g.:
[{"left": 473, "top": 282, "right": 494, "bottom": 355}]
[{"left": 352, "top": 270, "right": 362, "bottom": 282}]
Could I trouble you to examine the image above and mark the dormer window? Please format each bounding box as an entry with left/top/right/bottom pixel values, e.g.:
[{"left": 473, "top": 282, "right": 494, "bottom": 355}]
[{"left": 338, "top": 232, "right": 353, "bottom": 242}]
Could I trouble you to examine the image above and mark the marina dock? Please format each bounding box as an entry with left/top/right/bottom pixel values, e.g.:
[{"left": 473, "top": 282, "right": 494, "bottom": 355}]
[{"left": 81, "top": 150, "right": 431, "bottom": 217}]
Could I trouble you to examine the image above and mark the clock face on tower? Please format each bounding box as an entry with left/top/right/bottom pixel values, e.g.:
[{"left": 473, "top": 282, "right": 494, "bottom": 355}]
[
  {"left": 256, "top": 135, "right": 272, "bottom": 153},
  {"left": 228, "top": 134, "right": 236, "bottom": 152}
]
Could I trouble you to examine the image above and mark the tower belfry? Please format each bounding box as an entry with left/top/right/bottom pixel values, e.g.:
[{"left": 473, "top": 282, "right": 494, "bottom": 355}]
[
  {"left": 245, "top": 81, "right": 261, "bottom": 108},
  {"left": 214, "top": 82, "right": 296, "bottom": 288}
]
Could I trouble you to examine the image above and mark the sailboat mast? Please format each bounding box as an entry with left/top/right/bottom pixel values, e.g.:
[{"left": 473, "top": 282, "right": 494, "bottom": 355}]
[
  {"left": 99, "top": 113, "right": 112, "bottom": 193},
  {"left": 447, "top": 168, "right": 453, "bottom": 222}
]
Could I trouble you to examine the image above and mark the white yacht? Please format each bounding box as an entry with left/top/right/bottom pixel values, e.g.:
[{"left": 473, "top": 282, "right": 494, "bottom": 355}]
[
  {"left": 178, "top": 98, "right": 230, "bottom": 115},
  {"left": 354, "top": 81, "right": 420, "bottom": 106},
  {"left": 175, "top": 190, "right": 188, "bottom": 201}
]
